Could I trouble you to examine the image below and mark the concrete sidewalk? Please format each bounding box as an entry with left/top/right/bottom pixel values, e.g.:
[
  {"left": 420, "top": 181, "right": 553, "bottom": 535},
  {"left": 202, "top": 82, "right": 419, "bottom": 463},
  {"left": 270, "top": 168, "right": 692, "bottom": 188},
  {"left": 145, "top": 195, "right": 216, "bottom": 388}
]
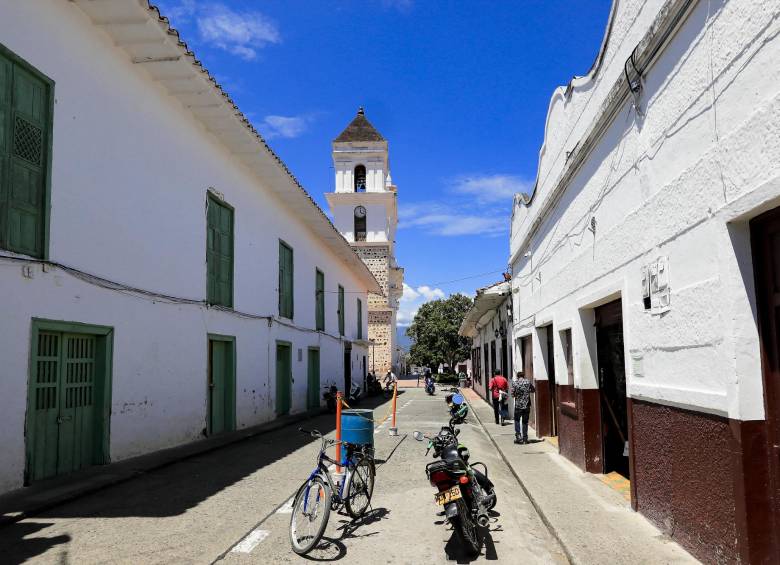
[
  {"left": 462, "top": 388, "right": 698, "bottom": 565},
  {"left": 0, "top": 408, "right": 323, "bottom": 527}
]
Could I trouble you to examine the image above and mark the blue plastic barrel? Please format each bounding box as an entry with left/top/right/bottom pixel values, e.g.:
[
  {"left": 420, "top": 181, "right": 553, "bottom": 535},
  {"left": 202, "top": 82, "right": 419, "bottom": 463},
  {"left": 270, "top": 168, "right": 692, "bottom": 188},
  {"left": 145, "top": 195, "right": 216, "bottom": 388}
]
[{"left": 341, "top": 409, "right": 374, "bottom": 449}]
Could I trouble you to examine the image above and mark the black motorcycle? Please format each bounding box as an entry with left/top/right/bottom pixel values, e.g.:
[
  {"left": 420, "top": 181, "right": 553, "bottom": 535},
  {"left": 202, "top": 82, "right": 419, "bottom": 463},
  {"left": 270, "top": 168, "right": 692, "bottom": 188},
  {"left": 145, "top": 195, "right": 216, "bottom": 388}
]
[
  {"left": 323, "top": 384, "right": 338, "bottom": 413},
  {"left": 366, "top": 373, "right": 382, "bottom": 396},
  {"left": 425, "top": 379, "right": 436, "bottom": 395},
  {"left": 413, "top": 419, "right": 497, "bottom": 556}
]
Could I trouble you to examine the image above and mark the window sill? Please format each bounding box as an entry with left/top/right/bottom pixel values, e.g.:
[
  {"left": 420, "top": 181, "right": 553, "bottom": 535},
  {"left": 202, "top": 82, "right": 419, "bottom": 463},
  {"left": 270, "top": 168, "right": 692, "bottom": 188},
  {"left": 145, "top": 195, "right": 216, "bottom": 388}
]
[{"left": 559, "top": 401, "right": 578, "bottom": 419}]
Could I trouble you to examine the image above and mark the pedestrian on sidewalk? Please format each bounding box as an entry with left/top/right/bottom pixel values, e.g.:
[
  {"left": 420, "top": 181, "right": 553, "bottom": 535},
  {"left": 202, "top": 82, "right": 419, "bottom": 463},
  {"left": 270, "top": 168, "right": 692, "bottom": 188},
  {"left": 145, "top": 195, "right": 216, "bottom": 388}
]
[
  {"left": 512, "top": 370, "right": 535, "bottom": 444},
  {"left": 489, "top": 369, "right": 509, "bottom": 425}
]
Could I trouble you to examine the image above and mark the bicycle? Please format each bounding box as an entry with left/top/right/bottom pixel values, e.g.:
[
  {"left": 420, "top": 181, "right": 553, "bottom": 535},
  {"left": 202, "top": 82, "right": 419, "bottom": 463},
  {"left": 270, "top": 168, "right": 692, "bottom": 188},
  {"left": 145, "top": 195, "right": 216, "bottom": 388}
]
[{"left": 289, "top": 428, "right": 376, "bottom": 555}]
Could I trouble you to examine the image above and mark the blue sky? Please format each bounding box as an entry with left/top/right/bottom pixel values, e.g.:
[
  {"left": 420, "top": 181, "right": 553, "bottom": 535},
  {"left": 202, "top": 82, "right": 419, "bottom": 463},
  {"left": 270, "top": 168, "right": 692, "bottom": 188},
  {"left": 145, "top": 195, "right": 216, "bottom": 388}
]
[{"left": 158, "top": 0, "right": 612, "bottom": 325}]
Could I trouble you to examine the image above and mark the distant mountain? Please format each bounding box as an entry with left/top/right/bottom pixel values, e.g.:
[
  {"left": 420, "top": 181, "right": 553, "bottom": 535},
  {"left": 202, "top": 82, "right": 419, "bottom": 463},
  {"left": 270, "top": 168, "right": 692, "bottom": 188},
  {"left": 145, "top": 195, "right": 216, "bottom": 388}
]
[{"left": 397, "top": 326, "right": 413, "bottom": 351}]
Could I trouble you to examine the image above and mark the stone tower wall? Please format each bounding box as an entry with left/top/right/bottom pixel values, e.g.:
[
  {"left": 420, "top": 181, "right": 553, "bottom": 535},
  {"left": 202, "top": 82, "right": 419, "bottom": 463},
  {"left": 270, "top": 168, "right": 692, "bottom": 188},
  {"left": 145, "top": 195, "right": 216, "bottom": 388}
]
[
  {"left": 368, "top": 310, "right": 393, "bottom": 374},
  {"left": 355, "top": 245, "right": 395, "bottom": 373}
]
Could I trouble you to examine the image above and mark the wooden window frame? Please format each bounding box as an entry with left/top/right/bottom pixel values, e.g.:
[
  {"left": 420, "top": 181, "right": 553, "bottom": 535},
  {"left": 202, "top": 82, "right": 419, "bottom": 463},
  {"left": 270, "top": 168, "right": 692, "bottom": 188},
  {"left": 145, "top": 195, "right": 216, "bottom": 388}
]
[
  {"left": 278, "top": 240, "right": 294, "bottom": 319},
  {"left": 0, "top": 42, "right": 55, "bottom": 259},
  {"left": 338, "top": 285, "right": 345, "bottom": 336},
  {"left": 206, "top": 193, "right": 234, "bottom": 308},
  {"left": 357, "top": 297, "right": 363, "bottom": 340},
  {"left": 315, "top": 268, "right": 325, "bottom": 331}
]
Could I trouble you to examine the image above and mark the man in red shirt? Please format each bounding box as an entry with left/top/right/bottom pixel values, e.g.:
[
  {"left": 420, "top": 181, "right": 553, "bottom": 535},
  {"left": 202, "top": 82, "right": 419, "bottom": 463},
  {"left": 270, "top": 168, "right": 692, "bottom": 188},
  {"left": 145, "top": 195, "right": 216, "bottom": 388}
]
[{"left": 489, "top": 369, "right": 509, "bottom": 425}]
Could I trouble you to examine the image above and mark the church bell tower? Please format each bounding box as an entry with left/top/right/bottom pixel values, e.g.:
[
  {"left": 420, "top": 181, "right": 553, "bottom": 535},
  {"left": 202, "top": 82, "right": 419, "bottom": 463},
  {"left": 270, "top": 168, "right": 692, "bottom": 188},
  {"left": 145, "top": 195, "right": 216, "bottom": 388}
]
[{"left": 325, "top": 108, "right": 404, "bottom": 374}]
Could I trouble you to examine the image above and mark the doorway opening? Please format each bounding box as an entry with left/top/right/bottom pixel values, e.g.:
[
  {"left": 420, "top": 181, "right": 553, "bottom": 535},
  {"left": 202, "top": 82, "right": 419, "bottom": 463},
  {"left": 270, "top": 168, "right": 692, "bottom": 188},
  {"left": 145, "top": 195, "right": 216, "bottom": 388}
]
[
  {"left": 307, "top": 348, "right": 321, "bottom": 411},
  {"left": 521, "top": 336, "right": 534, "bottom": 428},
  {"left": 26, "top": 320, "right": 113, "bottom": 484},
  {"left": 751, "top": 205, "right": 780, "bottom": 558},
  {"left": 595, "top": 300, "right": 629, "bottom": 478},
  {"left": 208, "top": 335, "right": 236, "bottom": 435},
  {"left": 276, "top": 342, "right": 292, "bottom": 416},
  {"left": 344, "top": 342, "right": 352, "bottom": 395},
  {"left": 501, "top": 337, "right": 508, "bottom": 377},
  {"left": 544, "top": 326, "right": 558, "bottom": 437}
]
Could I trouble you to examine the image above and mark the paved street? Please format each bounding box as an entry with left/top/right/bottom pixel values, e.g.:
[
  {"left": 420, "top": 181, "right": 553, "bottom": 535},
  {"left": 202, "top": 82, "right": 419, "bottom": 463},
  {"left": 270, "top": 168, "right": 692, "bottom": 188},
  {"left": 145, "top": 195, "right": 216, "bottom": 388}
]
[{"left": 1, "top": 388, "right": 567, "bottom": 564}]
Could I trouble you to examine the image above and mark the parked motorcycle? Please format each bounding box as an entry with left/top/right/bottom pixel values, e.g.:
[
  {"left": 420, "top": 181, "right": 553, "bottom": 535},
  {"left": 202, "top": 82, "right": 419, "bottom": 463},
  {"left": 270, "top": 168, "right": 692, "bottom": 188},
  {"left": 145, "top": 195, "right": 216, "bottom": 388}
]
[
  {"left": 445, "top": 392, "right": 469, "bottom": 424},
  {"left": 413, "top": 419, "right": 496, "bottom": 556},
  {"left": 323, "top": 383, "right": 338, "bottom": 413},
  {"left": 348, "top": 381, "right": 362, "bottom": 405},
  {"left": 366, "top": 373, "right": 382, "bottom": 396}
]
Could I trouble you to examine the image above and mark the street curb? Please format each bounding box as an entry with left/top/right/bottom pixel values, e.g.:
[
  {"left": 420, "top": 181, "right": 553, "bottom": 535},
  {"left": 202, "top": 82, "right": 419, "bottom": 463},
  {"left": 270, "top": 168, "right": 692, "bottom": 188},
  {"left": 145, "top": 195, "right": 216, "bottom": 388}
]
[
  {"left": 464, "top": 393, "right": 576, "bottom": 565},
  {"left": 0, "top": 409, "right": 323, "bottom": 528}
]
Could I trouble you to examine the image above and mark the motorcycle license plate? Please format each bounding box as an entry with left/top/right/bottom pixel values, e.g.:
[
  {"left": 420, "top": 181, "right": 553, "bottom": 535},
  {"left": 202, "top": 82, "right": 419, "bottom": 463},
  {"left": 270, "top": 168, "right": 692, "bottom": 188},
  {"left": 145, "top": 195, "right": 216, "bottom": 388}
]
[{"left": 434, "top": 485, "right": 462, "bottom": 505}]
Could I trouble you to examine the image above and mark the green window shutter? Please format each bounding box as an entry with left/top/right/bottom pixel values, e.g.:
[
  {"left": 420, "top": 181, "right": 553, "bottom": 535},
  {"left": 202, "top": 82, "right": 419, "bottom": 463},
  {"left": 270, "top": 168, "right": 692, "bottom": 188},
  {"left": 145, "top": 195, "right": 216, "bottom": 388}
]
[
  {"left": 279, "top": 241, "right": 294, "bottom": 318},
  {"left": 357, "top": 298, "right": 363, "bottom": 340},
  {"left": 0, "top": 50, "right": 50, "bottom": 258},
  {"left": 315, "top": 269, "right": 325, "bottom": 331},
  {"left": 338, "top": 285, "right": 345, "bottom": 336},
  {"left": 206, "top": 195, "right": 233, "bottom": 307}
]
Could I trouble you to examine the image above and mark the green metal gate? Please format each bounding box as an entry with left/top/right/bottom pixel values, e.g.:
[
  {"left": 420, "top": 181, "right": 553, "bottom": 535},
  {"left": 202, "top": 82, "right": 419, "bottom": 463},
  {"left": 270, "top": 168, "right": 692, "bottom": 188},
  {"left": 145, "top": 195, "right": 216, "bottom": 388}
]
[
  {"left": 27, "top": 322, "right": 112, "bottom": 483},
  {"left": 208, "top": 336, "right": 235, "bottom": 435},
  {"left": 307, "top": 349, "right": 320, "bottom": 411},
  {"left": 276, "top": 343, "right": 292, "bottom": 416}
]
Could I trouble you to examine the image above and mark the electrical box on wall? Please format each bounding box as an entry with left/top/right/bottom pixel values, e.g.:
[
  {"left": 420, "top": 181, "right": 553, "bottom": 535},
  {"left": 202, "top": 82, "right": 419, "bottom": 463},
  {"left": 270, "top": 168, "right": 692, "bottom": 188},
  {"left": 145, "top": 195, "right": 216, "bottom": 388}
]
[{"left": 642, "top": 256, "right": 670, "bottom": 314}]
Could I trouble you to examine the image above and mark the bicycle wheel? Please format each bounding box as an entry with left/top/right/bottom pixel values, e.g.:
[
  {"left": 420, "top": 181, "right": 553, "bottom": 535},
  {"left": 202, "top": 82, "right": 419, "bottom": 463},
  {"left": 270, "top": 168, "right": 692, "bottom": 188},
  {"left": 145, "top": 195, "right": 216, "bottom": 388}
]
[
  {"left": 289, "top": 476, "right": 332, "bottom": 555},
  {"left": 345, "top": 454, "right": 375, "bottom": 519}
]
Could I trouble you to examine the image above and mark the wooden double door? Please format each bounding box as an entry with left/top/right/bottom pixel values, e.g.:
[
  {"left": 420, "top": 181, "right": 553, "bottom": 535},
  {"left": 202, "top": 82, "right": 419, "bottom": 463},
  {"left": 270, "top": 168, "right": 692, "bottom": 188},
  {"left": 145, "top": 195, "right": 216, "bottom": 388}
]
[{"left": 27, "top": 323, "right": 111, "bottom": 483}]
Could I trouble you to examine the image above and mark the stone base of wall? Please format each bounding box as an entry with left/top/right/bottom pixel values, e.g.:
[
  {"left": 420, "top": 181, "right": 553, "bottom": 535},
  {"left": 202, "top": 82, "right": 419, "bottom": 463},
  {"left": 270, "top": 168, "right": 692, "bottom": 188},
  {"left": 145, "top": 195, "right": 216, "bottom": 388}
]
[
  {"left": 555, "top": 391, "right": 778, "bottom": 564},
  {"left": 631, "top": 399, "right": 777, "bottom": 564}
]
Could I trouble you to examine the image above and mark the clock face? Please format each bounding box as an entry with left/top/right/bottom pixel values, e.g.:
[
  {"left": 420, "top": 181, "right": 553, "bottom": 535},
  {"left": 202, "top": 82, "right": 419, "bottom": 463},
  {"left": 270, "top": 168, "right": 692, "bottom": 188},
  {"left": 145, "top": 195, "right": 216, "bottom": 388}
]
[{"left": 355, "top": 206, "right": 367, "bottom": 218}]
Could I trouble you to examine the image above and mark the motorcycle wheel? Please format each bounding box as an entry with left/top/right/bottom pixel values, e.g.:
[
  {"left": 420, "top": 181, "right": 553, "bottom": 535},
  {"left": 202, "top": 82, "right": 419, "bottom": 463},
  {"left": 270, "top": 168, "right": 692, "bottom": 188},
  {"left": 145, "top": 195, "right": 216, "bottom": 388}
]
[{"left": 451, "top": 497, "right": 481, "bottom": 557}]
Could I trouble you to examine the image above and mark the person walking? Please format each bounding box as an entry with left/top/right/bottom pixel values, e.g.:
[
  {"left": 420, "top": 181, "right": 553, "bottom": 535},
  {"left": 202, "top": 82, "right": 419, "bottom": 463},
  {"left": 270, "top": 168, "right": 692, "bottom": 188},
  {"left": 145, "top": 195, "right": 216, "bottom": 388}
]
[
  {"left": 511, "top": 370, "right": 535, "bottom": 444},
  {"left": 488, "top": 369, "right": 509, "bottom": 425}
]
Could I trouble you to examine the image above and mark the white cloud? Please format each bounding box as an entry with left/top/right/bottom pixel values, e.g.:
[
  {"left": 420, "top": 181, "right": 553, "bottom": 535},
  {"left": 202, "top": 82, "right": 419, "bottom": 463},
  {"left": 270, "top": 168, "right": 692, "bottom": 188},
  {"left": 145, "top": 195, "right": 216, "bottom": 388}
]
[
  {"left": 397, "top": 173, "right": 531, "bottom": 237},
  {"left": 398, "top": 283, "right": 447, "bottom": 326},
  {"left": 260, "top": 115, "right": 309, "bottom": 139},
  {"left": 451, "top": 174, "right": 533, "bottom": 205},
  {"left": 197, "top": 4, "right": 280, "bottom": 60},
  {"left": 160, "top": 2, "right": 280, "bottom": 61},
  {"left": 398, "top": 202, "right": 506, "bottom": 237}
]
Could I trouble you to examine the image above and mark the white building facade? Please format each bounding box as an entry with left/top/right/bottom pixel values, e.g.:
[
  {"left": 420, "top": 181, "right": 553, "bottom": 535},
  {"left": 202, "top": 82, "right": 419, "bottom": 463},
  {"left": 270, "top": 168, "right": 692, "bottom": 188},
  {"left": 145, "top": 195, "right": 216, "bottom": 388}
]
[
  {"left": 0, "top": 0, "right": 379, "bottom": 495},
  {"left": 459, "top": 282, "right": 512, "bottom": 404},
  {"left": 326, "top": 110, "right": 404, "bottom": 375},
  {"left": 509, "top": 0, "right": 780, "bottom": 562}
]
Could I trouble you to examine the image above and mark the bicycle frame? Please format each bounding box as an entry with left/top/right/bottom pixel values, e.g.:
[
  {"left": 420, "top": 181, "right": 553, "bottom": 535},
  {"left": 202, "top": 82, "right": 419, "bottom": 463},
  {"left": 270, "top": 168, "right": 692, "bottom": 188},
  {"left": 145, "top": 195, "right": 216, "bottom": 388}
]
[{"left": 302, "top": 439, "right": 361, "bottom": 512}]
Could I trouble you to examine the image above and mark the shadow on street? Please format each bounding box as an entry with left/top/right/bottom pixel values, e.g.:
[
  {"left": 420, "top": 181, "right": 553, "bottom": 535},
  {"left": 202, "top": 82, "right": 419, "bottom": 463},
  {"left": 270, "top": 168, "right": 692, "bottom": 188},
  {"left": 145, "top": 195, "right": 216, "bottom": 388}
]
[{"left": 0, "top": 393, "right": 396, "bottom": 564}]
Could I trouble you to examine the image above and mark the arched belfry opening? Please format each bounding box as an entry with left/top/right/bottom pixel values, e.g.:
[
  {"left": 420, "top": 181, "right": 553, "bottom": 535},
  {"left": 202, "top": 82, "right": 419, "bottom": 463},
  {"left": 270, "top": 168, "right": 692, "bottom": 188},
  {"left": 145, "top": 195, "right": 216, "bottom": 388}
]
[
  {"left": 354, "top": 165, "right": 366, "bottom": 192},
  {"left": 354, "top": 205, "right": 367, "bottom": 241}
]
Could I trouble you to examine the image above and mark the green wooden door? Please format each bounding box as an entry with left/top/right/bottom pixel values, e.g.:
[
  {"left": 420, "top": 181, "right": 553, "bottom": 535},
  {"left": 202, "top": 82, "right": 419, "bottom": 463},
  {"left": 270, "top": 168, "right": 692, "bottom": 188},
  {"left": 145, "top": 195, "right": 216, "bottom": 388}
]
[
  {"left": 307, "top": 349, "right": 320, "bottom": 411},
  {"left": 276, "top": 343, "right": 292, "bottom": 416},
  {"left": 208, "top": 338, "right": 234, "bottom": 435},
  {"left": 29, "top": 331, "right": 99, "bottom": 481},
  {"left": 0, "top": 54, "right": 49, "bottom": 257}
]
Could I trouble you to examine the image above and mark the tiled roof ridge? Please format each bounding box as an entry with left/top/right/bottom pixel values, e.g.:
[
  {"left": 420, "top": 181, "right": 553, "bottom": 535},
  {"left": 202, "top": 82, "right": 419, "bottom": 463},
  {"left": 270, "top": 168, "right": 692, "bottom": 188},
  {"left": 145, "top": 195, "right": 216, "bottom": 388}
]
[{"left": 144, "top": 2, "right": 382, "bottom": 294}]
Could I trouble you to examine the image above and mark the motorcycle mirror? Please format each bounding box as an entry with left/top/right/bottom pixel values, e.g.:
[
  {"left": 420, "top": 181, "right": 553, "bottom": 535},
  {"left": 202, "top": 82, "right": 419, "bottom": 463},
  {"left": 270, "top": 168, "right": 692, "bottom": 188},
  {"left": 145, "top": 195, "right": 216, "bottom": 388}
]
[{"left": 413, "top": 431, "right": 424, "bottom": 441}]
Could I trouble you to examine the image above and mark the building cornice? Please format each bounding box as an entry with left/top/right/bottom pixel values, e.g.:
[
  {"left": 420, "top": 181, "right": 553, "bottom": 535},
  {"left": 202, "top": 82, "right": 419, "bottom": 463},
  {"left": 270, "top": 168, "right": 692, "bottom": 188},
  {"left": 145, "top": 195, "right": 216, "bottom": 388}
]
[
  {"left": 72, "top": 0, "right": 382, "bottom": 295},
  {"left": 509, "top": 0, "right": 698, "bottom": 266}
]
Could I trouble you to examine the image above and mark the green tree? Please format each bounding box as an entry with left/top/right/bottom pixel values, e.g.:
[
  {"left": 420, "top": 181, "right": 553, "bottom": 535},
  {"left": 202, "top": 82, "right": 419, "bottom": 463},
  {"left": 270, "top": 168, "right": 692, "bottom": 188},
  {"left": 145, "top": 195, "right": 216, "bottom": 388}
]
[{"left": 406, "top": 293, "right": 473, "bottom": 372}]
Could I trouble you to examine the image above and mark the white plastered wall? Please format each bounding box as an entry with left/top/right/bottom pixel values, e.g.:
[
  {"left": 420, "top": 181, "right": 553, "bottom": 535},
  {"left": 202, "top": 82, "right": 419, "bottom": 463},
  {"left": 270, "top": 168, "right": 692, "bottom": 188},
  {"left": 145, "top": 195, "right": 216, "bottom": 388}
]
[
  {"left": 0, "top": 0, "right": 370, "bottom": 493},
  {"left": 509, "top": 0, "right": 780, "bottom": 421}
]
